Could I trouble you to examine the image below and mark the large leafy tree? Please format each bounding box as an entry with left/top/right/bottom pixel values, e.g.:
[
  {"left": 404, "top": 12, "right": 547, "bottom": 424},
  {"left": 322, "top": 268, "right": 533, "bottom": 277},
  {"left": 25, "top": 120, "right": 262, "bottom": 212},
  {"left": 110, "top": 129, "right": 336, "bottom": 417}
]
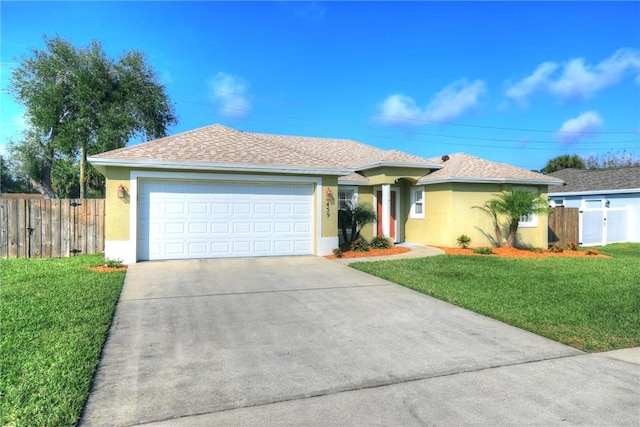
[
  {"left": 0, "top": 155, "right": 32, "bottom": 194},
  {"left": 8, "top": 36, "right": 177, "bottom": 198},
  {"left": 541, "top": 154, "right": 585, "bottom": 174}
]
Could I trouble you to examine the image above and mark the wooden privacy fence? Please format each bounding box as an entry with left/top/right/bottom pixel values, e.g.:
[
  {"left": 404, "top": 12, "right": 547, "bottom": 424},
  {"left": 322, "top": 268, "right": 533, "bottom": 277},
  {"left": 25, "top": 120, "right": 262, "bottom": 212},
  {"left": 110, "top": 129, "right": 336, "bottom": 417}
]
[
  {"left": 0, "top": 198, "right": 105, "bottom": 259},
  {"left": 548, "top": 207, "right": 579, "bottom": 248}
]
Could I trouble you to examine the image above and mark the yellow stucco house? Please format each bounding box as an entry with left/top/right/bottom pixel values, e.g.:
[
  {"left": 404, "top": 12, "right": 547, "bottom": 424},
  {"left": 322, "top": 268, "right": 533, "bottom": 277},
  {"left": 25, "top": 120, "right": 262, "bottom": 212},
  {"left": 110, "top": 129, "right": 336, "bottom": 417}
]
[{"left": 89, "top": 124, "right": 562, "bottom": 263}]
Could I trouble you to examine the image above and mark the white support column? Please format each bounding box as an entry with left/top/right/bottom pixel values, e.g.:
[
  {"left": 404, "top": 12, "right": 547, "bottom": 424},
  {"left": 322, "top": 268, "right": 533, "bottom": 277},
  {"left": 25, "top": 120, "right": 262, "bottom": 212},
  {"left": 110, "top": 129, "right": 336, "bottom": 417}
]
[{"left": 381, "top": 184, "right": 391, "bottom": 238}]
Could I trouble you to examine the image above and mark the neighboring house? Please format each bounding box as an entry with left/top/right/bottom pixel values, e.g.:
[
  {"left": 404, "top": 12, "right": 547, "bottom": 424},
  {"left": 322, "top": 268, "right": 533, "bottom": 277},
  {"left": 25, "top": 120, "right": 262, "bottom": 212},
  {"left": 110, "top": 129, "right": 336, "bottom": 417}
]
[
  {"left": 89, "top": 124, "right": 561, "bottom": 263},
  {"left": 548, "top": 167, "right": 640, "bottom": 246}
]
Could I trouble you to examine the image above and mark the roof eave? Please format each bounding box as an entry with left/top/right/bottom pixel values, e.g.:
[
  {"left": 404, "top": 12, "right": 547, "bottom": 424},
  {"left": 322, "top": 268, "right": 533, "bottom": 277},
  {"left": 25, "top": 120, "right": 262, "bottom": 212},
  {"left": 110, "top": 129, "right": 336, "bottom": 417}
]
[
  {"left": 87, "top": 157, "right": 353, "bottom": 176},
  {"left": 549, "top": 188, "right": 640, "bottom": 197},
  {"left": 338, "top": 178, "right": 370, "bottom": 186},
  {"left": 355, "top": 161, "right": 442, "bottom": 172},
  {"left": 419, "top": 177, "right": 564, "bottom": 186}
]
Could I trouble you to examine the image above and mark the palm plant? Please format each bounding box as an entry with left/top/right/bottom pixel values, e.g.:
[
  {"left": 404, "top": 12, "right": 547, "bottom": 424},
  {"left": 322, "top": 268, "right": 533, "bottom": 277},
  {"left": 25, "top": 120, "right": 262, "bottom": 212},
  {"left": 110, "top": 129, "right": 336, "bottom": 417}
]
[
  {"left": 475, "top": 190, "right": 551, "bottom": 247},
  {"left": 338, "top": 201, "right": 377, "bottom": 246},
  {"left": 492, "top": 190, "right": 551, "bottom": 246}
]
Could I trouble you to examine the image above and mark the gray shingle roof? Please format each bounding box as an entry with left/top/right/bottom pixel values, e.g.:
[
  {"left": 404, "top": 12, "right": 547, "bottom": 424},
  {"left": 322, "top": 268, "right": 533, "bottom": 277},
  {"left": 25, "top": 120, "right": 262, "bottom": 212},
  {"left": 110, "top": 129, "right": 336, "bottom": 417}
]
[
  {"left": 90, "top": 124, "right": 438, "bottom": 173},
  {"left": 417, "top": 153, "right": 562, "bottom": 185},
  {"left": 548, "top": 167, "right": 640, "bottom": 193},
  {"left": 89, "top": 125, "right": 562, "bottom": 187}
]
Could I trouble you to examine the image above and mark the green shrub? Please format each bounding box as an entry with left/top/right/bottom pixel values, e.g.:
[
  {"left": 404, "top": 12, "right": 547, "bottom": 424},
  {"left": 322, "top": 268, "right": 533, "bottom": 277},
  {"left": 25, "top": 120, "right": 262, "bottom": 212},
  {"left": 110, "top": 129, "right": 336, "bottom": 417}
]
[
  {"left": 332, "top": 248, "right": 343, "bottom": 258},
  {"left": 549, "top": 245, "right": 564, "bottom": 253},
  {"left": 530, "top": 247, "right": 545, "bottom": 253},
  {"left": 104, "top": 258, "right": 124, "bottom": 268},
  {"left": 351, "top": 238, "right": 370, "bottom": 252},
  {"left": 370, "top": 236, "right": 391, "bottom": 249},
  {"left": 456, "top": 234, "right": 472, "bottom": 249},
  {"left": 472, "top": 247, "right": 493, "bottom": 255}
]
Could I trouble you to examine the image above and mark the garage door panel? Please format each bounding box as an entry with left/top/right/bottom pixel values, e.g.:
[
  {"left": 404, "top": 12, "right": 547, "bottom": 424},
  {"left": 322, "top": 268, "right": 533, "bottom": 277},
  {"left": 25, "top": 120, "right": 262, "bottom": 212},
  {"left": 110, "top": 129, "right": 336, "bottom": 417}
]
[
  {"left": 165, "top": 242, "right": 186, "bottom": 255},
  {"left": 165, "top": 223, "right": 185, "bottom": 234},
  {"left": 255, "top": 204, "right": 273, "bottom": 215},
  {"left": 187, "top": 242, "right": 208, "bottom": 255},
  {"left": 234, "top": 203, "right": 252, "bottom": 215},
  {"left": 274, "top": 204, "right": 292, "bottom": 215},
  {"left": 138, "top": 180, "right": 314, "bottom": 260},
  {"left": 188, "top": 202, "right": 209, "bottom": 215},
  {"left": 294, "top": 223, "right": 311, "bottom": 233},
  {"left": 254, "top": 222, "right": 273, "bottom": 233},
  {"left": 212, "top": 242, "right": 231, "bottom": 253},
  {"left": 232, "top": 241, "right": 251, "bottom": 253},
  {"left": 188, "top": 222, "right": 208, "bottom": 234},
  {"left": 212, "top": 204, "right": 230, "bottom": 214},
  {"left": 212, "top": 223, "right": 231, "bottom": 234}
]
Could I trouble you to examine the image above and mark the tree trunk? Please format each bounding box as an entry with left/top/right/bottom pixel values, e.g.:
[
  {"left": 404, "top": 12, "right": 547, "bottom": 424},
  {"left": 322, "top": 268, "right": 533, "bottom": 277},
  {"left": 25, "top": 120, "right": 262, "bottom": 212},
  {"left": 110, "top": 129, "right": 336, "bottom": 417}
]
[
  {"left": 506, "top": 220, "right": 519, "bottom": 246},
  {"left": 79, "top": 142, "right": 86, "bottom": 199},
  {"left": 492, "top": 214, "right": 504, "bottom": 247},
  {"left": 31, "top": 178, "right": 57, "bottom": 199},
  {"left": 36, "top": 144, "right": 57, "bottom": 199}
]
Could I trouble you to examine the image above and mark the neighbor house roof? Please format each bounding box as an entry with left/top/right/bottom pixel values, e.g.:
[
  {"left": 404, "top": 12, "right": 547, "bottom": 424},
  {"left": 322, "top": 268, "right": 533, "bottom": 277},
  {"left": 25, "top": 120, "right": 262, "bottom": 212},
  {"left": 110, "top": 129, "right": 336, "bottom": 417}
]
[
  {"left": 548, "top": 167, "right": 640, "bottom": 195},
  {"left": 89, "top": 124, "right": 440, "bottom": 177},
  {"left": 417, "top": 153, "right": 563, "bottom": 186}
]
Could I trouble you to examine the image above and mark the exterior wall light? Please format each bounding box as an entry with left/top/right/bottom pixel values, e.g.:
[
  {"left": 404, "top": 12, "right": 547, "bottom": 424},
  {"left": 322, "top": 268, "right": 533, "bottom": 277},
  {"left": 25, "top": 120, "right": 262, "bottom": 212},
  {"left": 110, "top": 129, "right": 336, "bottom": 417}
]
[{"left": 117, "top": 184, "right": 126, "bottom": 199}]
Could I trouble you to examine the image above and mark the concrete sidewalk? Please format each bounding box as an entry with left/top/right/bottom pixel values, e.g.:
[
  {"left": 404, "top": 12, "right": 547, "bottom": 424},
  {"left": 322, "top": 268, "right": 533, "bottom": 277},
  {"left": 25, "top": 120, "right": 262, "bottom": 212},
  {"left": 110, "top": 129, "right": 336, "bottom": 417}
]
[
  {"left": 81, "top": 256, "right": 639, "bottom": 426},
  {"left": 333, "top": 242, "right": 445, "bottom": 264}
]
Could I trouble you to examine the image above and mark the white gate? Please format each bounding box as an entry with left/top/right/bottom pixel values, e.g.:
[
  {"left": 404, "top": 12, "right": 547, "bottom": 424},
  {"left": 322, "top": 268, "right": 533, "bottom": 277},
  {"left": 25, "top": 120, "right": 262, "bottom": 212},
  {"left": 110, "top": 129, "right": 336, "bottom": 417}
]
[{"left": 579, "top": 207, "right": 629, "bottom": 246}]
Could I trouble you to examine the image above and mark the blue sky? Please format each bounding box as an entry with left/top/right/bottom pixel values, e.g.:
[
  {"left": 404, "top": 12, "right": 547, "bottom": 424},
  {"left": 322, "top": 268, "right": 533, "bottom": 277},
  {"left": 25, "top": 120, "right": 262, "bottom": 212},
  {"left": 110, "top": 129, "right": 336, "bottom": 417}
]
[{"left": 1, "top": 1, "right": 639, "bottom": 171}]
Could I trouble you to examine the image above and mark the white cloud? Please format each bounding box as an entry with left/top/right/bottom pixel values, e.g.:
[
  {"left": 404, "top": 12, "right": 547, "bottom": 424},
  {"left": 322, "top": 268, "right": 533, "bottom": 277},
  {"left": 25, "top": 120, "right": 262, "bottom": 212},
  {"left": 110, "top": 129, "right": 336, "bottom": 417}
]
[
  {"left": 506, "top": 48, "right": 640, "bottom": 106},
  {"left": 505, "top": 62, "right": 558, "bottom": 107},
  {"left": 557, "top": 111, "right": 604, "bottom": 145},
  {"left": 208, "top": 72, "right": 251, "bottom": 118},
  {"left": 377, "top": 79, "right": 487, "bottom": 126}
]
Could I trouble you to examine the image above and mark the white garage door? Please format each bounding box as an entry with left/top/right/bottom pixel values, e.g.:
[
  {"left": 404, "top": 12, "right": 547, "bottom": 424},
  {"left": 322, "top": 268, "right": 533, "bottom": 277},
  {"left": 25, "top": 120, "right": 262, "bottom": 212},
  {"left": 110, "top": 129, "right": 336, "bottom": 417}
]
[{"left": 138, "top": 180, "right": 314, "bottom": 260}]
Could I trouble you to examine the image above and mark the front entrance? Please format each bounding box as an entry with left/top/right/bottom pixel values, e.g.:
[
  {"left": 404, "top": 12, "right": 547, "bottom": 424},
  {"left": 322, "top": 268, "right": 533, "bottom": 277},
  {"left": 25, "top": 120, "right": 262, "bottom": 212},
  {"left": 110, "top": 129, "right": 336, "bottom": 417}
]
[{"left": 376, "top": 190, "right": 397, "bottom": 241}]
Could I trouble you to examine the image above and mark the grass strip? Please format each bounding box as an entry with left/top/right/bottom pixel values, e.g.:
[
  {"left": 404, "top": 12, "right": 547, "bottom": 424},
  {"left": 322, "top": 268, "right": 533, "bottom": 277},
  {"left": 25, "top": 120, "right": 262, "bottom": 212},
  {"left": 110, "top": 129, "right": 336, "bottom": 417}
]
[
  {"left": 1, "top": 255, "right": 125, "bottom": 426},
  {"left": 352, "top": 243, "right": 640, "bottom": 352}
]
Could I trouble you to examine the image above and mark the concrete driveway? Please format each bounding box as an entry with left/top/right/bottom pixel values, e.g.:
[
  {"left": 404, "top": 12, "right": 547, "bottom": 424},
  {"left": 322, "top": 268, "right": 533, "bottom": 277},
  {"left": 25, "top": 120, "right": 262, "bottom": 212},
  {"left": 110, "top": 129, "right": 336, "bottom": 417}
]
[{"left": 81, "top": 257, "right": 639, "bottom": 426}]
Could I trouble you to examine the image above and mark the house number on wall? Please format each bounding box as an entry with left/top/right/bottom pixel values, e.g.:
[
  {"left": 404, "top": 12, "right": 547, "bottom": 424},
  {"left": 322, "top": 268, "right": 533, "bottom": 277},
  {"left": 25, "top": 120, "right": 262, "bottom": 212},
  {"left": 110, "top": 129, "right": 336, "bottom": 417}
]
[{"left": 326, "top": 202, "right": 331, "bottom": 217}]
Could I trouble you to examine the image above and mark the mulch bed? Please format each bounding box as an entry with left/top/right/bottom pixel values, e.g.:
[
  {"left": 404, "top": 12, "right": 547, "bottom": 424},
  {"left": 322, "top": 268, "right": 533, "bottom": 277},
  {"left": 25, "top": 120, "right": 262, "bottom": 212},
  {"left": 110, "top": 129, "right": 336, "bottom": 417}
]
[
  {"left": 325, "top": 245, "right": 609, "bottom": 260},
  {"left": 325, "top": 246, "right": 411, "bottom": 260},
  {"left": 90, "top": 266, "right": 128, "bottom": 273},
  {"left": 438, "top": 246, "right": 609, "bottom": 258}
]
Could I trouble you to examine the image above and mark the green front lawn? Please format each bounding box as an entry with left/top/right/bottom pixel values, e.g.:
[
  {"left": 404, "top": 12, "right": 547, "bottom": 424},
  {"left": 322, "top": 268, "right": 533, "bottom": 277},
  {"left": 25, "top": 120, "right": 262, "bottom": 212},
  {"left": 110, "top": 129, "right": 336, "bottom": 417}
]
[
  {"left": 0, "top": 255, "right": 125, "bottom": 426},
  {"left": 352, "top": 243, "right": 640, "bottom": 353}
]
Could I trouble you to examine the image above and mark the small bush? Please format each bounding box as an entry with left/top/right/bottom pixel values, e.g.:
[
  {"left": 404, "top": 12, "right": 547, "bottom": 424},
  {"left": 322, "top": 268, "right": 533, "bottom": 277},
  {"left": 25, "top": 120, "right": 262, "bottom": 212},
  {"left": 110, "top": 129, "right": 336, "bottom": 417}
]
[
  {"left": 456, "top": 234, "right": 472, "bottom": 249},
  {"left": 370, "top": 236, "right": 391, "bottom": 249},
  {"left": 332, "top": 248, "right": 343, "bottom": 258},
  {"left": 586, "top": 249, "right": 599, "bottom": 256},
  {"left": 567, "top": 242, "right": 578, "bottom": 251},
  {"left": 351, "top": 238, "right": 370, "bottom": 252},
  {"left": 473, "top": 247, "right": 493, "bottom": 255},
  {"left": 549, "top": 245, "right": 564, "bottom": 253},
  {"left": 104, "top": 258, "right": 124, "bottom": 268},
  {"left": 530, "top": 247, "right": 545, "bottom": 253}
]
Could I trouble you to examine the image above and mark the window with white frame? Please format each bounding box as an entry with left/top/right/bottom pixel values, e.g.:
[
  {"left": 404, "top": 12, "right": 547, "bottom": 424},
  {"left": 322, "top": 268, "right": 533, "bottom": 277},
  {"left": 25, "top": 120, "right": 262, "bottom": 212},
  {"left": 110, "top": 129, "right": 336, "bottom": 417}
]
[
  {"left": 515, "top": 186, "right": 539, "bottom": 227},
  {"left": 410, "top": 187, "right": 424, "bottom": 219},
  {"left": 338, "top": 187, "right": 357, "bottom": 210}
]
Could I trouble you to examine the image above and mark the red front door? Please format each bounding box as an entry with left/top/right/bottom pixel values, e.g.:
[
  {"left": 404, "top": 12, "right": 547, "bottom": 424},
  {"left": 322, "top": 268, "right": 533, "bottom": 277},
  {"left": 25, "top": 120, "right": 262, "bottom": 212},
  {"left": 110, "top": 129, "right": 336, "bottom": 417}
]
[{"left": 376, "top": 190, "right": 396, "bottom": 240}]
